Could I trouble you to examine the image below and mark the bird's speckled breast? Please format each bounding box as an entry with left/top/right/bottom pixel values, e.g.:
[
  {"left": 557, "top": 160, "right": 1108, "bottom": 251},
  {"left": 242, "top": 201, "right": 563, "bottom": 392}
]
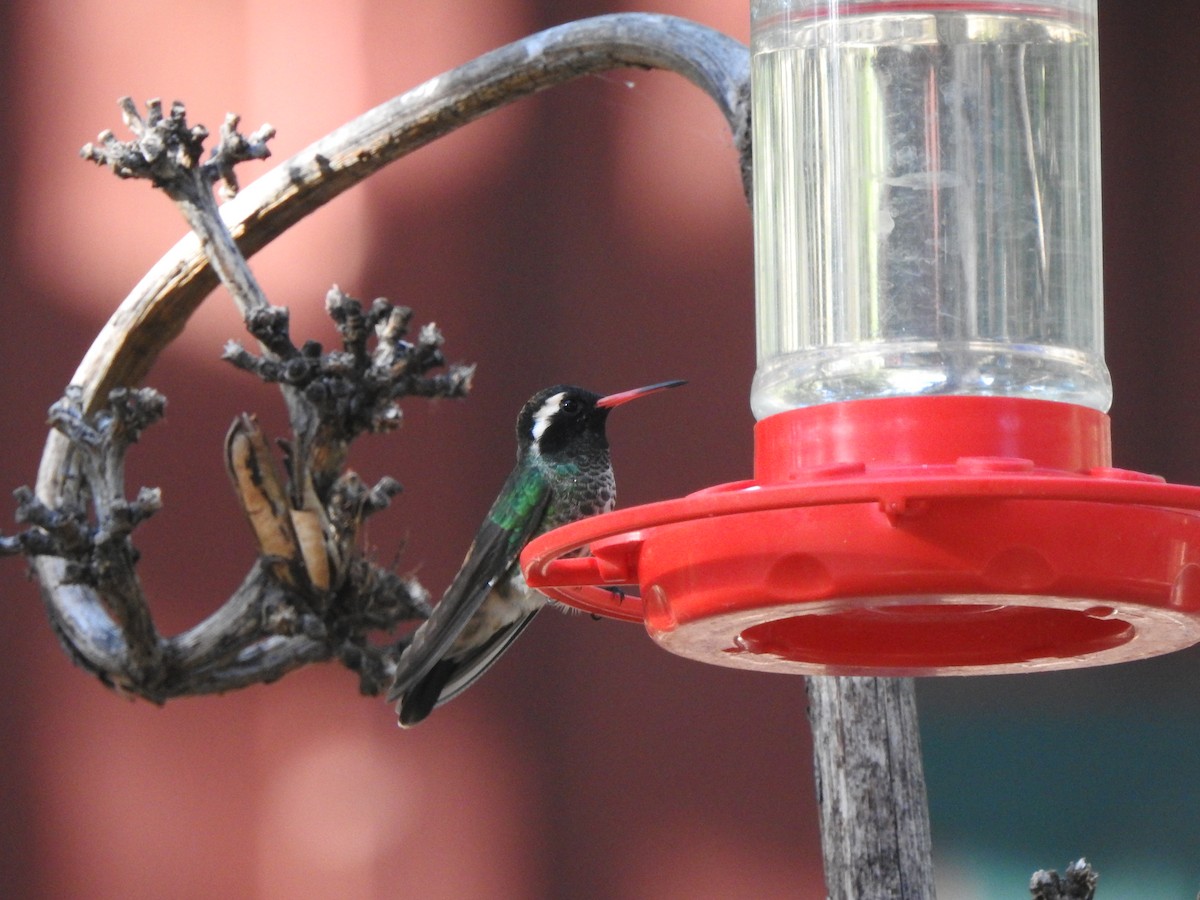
[{"left": 539, "top": 455, "right": 616, "bottom": 530}]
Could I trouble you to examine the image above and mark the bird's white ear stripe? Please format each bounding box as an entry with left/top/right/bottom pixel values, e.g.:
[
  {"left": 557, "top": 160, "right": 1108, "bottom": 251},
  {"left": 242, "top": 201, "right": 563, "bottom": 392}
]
[{"left": 530, "top": 392, "right": 566, "bottom": 444}]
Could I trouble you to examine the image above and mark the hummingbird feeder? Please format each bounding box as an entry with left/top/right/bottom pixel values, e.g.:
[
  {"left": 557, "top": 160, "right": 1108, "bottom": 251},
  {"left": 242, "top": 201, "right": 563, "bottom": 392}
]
[{"left": 522, "top": 0, "right": 1200, "bottom": 675}]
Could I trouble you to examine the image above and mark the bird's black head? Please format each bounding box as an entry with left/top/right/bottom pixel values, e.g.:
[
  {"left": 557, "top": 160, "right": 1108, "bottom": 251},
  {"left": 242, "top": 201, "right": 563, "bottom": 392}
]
[
  {"left": 515, "top": 380, "right": 686, "bottom": 460},
  {"left": 517, "top": 385, "right": 607, "bottom": 460}
]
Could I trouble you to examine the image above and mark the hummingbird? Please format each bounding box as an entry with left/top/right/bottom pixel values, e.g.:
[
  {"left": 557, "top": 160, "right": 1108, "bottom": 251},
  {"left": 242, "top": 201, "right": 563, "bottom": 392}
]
[{"left": 388, "top": 379, "right": 685, "bottom": 726}]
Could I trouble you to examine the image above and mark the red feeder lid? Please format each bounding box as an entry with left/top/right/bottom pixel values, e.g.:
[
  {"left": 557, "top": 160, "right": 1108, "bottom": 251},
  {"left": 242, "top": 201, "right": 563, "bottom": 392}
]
[{"left": 520, "top": 396, "right": 1200, "bottom": 675}]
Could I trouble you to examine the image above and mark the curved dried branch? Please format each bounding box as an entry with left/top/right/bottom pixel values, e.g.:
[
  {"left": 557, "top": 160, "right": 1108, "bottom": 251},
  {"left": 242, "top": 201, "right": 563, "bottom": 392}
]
[{"left": 30, "top": 13, "right": 750, "bottom": 699}]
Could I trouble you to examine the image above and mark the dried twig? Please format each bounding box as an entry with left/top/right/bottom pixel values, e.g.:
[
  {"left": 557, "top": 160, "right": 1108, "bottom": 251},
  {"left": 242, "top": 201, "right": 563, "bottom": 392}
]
[
  {"left": 82, "top": 98, "right": 276, "bottom": 323},
  {"left": 1030, "top": 859, "right": 1099, "bottom": 900}
]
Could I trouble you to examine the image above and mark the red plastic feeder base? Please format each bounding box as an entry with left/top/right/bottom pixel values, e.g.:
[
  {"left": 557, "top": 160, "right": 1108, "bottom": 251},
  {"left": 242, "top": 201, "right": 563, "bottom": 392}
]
[{"left": 520, "top": 396, "right": 1200, "bottom": 675}]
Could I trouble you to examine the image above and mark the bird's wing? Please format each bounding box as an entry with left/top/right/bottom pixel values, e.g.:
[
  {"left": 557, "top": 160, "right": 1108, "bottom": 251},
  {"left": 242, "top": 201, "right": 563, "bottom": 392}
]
[
  {"left": 387, "top": 463, "right": 550, "bottom": 705},
  {"left": 432, "top": 607, "right": 541, "bottom": 706},
  {"left": 396, "top": 607, "right": 541, "bottom": 727}
]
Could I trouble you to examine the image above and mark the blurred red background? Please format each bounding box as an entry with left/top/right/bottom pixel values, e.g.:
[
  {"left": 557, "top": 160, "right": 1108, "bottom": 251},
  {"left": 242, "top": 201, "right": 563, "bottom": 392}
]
[{"left": 0, "top": 2, "right": 1198, "bottom": 897}]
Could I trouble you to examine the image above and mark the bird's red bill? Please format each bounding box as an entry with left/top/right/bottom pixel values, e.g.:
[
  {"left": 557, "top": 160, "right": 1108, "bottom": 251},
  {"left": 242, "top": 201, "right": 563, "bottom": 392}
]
[{"left": 595, "top": 379, "right": 686, "bottom": 409}]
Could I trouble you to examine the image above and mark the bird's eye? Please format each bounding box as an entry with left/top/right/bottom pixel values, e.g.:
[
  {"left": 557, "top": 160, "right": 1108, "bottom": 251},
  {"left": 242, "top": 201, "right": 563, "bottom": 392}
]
[{"left": 560, "top": 397, "right": 582, "bottom": 415}]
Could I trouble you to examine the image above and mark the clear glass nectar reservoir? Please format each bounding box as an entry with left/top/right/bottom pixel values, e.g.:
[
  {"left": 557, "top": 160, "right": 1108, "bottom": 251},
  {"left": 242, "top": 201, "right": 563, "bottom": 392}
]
[{"left": 749, "top": 0, "right": 1110, "bottom": 419}]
